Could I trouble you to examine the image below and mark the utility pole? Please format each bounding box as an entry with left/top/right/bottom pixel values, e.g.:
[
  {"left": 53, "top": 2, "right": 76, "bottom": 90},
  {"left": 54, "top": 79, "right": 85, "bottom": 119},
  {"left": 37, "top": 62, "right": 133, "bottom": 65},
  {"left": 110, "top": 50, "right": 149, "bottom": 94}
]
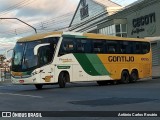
[{"left": 0, "top": 18, "right": 37, "bottom": 34}]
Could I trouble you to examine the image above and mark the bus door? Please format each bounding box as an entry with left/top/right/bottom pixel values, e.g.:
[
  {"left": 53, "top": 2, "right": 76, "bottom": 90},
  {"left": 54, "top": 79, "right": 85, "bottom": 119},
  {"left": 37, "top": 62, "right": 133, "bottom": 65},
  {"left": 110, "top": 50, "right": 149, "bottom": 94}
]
[{"left": 37, "top": 44, "right": 54, "bottom": 83}]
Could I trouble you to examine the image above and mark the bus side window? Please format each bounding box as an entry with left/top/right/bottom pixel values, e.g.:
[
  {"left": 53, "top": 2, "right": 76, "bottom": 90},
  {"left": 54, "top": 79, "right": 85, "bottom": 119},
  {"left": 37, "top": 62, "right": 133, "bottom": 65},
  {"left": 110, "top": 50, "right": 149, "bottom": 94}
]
[
  {"left": 76, "top": 39, "right": 91, "bottom": 53},
  {"left": 38, "top": 46, "right": 51, "bottom": 66},
  {"left": 77, "top": 44, "right": 84, "bottom": 52},
  {"left": 136, "top": 43, "right": 142, "bottom": 54},
  {"left": 92, "top": 40, "right": 104, "bottom": 53},
  {"left": 59, "top": 38, "right": 76, "bottom": 56},
  {"left": 142, "top": 42, "right": 150, "bottom": 54},
  {"left": 108, "top": 46, "right": 116, "bottom": 53},
  {"left": 119, "top": 41, "right": 130, "bottom": 54},
  {"left": 131, "top": 42, "right": 141, "bottom": 54},
  {"left": 63, "top": 43, "right": 74, "bottom": 51},
  {"left": 77, "top": 39, "right": 85, "bottom": 53},
  {"left": 106, "top": 40, "right": 118, "bottom": 54}
]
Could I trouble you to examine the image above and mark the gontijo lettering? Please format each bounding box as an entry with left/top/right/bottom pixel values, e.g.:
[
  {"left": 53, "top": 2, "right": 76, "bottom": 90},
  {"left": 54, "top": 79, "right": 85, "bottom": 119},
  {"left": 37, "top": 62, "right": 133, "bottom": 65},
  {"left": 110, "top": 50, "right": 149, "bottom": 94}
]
[{"left": 108, "top": 56, "right": 134, "bottom": 62}]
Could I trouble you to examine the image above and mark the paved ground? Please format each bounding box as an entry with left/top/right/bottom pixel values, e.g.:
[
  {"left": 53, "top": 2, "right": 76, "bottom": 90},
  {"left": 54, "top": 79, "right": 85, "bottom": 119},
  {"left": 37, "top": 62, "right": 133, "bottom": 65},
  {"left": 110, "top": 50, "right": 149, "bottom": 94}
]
[{"left": 0, "top": 78, "right": 160, "bottom": 119}]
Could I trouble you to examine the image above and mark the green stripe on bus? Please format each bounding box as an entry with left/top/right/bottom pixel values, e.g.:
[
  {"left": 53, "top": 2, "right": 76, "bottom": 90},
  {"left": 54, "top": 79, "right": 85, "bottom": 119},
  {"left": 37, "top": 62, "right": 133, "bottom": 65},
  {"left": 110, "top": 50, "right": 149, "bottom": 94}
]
[
  {"left": 86, "top": 54, "right": 110, "bottom": 75},
  {"left": 57, "top": 66, "right": 71, "bottom": 69},
  {"left": 62, "top": 35, "right": 76, "bottom": 38},
  {"left": 75, "top": 36, "right": 87, "bottom": 39},
  {"left": 73, "top": 54, "right": 109, "bottom": 76},
  {"left": 62, "top": 35, "right": 87, "bottom": 39},
  {"left": 22, "top": 70, "right": 33, "bottom": 76},
  {"left": 74, "top": 54, "right": 100, "bottom": 76}
]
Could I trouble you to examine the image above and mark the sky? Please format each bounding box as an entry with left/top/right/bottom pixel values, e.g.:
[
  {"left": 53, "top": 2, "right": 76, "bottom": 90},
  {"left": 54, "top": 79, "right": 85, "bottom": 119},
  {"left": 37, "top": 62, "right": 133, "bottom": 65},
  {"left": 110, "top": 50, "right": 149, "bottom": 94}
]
[{"left": 0, "top": 0, "right": 138, "bottom": 55}]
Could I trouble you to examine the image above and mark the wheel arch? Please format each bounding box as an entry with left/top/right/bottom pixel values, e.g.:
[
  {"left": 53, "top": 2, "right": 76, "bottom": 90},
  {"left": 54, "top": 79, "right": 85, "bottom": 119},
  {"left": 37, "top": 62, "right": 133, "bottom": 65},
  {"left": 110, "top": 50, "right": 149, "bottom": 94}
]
[
  {"left": 121, "top": 69, "right": 129, "bottom": 74},
  {"left": 58, "top": 71, "right": 70, "bottom": 82},
  {"left": 131, "top": 69, "right": 139, "bottom": 78},
  {"left": 120, "top": 69, "right": 130, "bottom": 84}
]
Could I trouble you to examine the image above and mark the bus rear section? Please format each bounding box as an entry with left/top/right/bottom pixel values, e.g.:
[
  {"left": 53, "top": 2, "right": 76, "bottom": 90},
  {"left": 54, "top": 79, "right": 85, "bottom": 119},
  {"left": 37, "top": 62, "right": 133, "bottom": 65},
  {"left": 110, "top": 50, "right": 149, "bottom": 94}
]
[{"left": 54, "top": 34, "right": 152, "bottom": 86}]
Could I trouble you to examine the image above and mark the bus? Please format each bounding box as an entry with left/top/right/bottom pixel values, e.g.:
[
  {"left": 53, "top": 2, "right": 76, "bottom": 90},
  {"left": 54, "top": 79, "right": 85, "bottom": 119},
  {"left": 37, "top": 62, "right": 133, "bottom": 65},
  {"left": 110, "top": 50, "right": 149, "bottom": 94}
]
[{"left": 11, "top": 32, "right": 152, "bottom": 89}]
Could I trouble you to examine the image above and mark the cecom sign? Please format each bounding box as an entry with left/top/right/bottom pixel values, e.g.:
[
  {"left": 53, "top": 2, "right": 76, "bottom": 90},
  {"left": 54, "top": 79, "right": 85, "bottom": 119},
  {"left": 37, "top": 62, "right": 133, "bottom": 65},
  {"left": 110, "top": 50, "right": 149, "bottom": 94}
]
[{"left": 132, "top": 12, "right": 156, "bottom": 28}]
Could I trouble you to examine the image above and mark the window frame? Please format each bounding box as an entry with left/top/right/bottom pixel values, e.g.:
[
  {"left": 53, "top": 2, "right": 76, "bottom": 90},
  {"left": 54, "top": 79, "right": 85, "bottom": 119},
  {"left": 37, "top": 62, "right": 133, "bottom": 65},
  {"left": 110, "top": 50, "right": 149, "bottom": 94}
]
[{"left": 58, "top": 37, "right": 150, "bottom": 55}]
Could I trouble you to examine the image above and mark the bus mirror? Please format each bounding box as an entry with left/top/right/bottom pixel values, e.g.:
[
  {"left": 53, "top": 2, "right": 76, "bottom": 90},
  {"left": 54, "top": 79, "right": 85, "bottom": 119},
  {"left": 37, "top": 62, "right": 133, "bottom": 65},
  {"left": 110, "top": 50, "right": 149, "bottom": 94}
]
[{"left": 34, "top": 43, "right": 50, "bottom": 55}]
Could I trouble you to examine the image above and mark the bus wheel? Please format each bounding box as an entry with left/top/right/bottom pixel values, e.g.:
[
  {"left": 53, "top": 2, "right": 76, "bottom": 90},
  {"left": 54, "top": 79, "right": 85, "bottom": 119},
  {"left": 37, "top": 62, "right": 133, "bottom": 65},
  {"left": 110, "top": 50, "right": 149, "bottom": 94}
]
[
  {"left": 58, "top": 72, "right": 68, "bottom": 88},
  {"left": 35, "top": 84, "right": 43, "bottom": 90},
  {"left": 121, "top": 70, "right": 129, "bottom": 84},
  {"left": 130, "top": 70, "right": 138, "bottom": 83}
]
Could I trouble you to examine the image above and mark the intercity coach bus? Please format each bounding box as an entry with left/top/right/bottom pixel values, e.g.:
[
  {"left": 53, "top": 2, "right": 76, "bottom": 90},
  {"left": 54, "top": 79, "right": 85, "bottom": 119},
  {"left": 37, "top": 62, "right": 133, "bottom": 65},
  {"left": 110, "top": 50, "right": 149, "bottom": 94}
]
[{"left": 11, "top": 32, "right": 152, "bottom": 89}]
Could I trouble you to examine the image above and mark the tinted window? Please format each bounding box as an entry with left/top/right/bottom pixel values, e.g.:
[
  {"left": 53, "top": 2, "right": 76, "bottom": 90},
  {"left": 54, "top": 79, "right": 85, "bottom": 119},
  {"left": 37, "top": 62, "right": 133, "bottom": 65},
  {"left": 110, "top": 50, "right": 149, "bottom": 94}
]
[
  {"left": 130, "top": 41, "right": 150, "bottom": 54},
  {"left": 106, "top": 41, "right": 119, "bottom": 54},
  {"left": 37, "top": 37, "right": 58, "bottom": 66},
  {"left": 76, "top": 39, "right": 91, "bottom": 53},
  {"left": 58, "top": 37, "right": 150, "bottom": 55},
  {"left": 59, "top": 38, "right": 76, "bottom": 56},
  {"left": 12, "top": 37, "right": 59, "bottom": 72},
  {"left": 22, "top": 41, "right": 40, "bottom": 69},
  {"left": 119, "top": 41, "right": 131, "bottom": 54},
  {"left": 142, "top": 42, "right": 150, "bottom": 54},
  {"left": 38, "top": 46, "right": 50, "bottom": 66},
  {"left": 92, "top": 40, "right": 105, "bottom": 53}
]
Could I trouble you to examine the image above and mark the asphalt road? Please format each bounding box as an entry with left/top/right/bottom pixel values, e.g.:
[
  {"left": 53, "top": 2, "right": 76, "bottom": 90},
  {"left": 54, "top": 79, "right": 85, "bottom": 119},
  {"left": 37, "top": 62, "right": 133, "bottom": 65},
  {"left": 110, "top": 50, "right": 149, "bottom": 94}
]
[{"left": 0, "top": 78, "right": 160, "bottom": 120}]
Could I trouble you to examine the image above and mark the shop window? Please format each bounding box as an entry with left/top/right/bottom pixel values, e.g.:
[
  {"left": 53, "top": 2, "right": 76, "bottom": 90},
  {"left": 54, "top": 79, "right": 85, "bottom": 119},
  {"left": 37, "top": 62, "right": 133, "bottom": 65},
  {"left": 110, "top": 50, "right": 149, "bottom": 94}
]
[
  {"left": 116, "top": 24, "right": 127, "bottom": 37},
  {"left": 116, "top": 25, "right": 121, "bottom": 33},
  {"left": 116, "top": 33, "right": 121, "bottom": 37},
  {"left": 99, "top": 24, "right": 127, "bottom": 37},
  {"left": 122, "top": 24, "right": 127, "bottom": 32},
  {"left": 122, "top": 33, "right": 127, "bottom": 37}
]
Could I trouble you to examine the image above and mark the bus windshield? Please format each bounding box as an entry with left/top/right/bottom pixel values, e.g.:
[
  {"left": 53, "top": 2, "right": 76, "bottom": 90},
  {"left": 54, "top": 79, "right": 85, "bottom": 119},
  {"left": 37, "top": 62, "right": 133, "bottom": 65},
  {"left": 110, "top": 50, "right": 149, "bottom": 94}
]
[{"left": 12, "top": 37, "right": 59, "bottom": 72}]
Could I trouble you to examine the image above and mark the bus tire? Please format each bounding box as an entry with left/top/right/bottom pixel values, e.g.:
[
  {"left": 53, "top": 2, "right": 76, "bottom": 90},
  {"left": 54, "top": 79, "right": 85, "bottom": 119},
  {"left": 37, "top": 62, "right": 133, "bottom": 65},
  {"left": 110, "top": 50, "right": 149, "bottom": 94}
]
[
  {"left": 121, "top": 70, "right": 129, "bottom": 84},
  {"left": 35, "top": 84, "right": 43, "bottom": 90},
  {"left": 58, "top": 72, "right": 68, "bottom": 88},
  {"left": 130, "top": 70, "right": 138, "bottom": 83}
]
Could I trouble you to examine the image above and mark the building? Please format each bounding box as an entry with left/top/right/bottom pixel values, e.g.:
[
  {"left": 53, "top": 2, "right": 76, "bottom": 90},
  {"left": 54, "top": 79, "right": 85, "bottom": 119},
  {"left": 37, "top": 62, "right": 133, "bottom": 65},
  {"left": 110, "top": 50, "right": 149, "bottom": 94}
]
[
  {"left": 69, "top": 0, "right": 122, "bottom": 33},
  {"left": 69, "top": 0, "right": 160, "bottom": 66},
  {"left": 97, "top": 0, "right": 159, "bottom": 38}
]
